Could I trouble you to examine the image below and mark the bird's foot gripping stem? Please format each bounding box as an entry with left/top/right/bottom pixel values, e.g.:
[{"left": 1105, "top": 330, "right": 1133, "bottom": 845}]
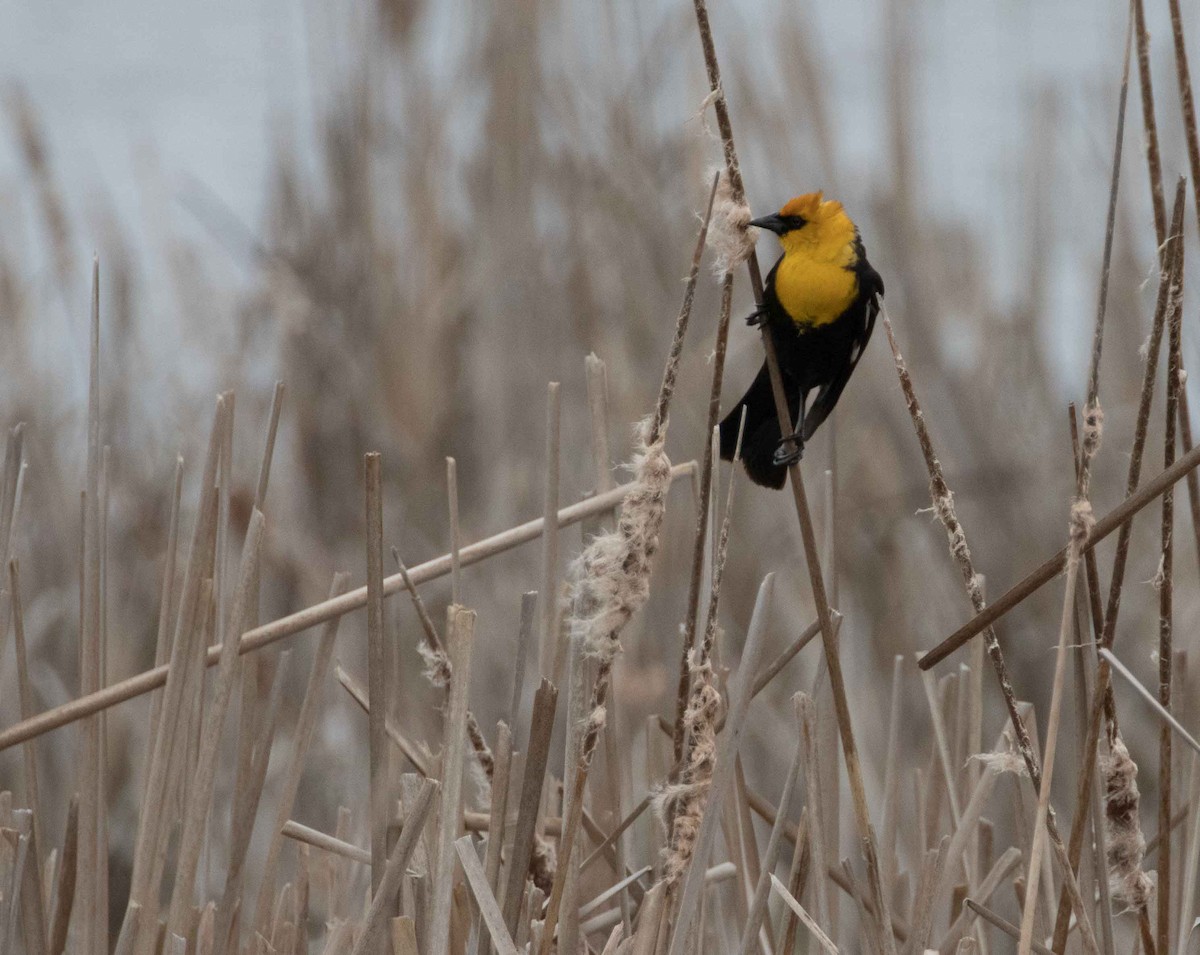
[
  {"left": 744, "top": 304, "right": 768, "bottom": 327},
  {"left": 773, "top": 432, "right": 804, "bottom": 467}
]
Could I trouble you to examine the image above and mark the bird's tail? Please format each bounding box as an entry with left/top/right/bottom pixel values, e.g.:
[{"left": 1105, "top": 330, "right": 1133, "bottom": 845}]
[{"left": 718, "top": 364, "right": 800, "bottom": 490}]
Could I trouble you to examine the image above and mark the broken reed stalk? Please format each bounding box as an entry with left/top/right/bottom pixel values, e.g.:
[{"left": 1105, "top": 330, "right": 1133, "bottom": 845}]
[
  {"left": 688, "top": 1, "right": 895, "bottom": 949},
  {"left": 429, "top": 606, "right": 477, "bottom": 955},
  {"left": 536, "top": 173, "right": 715, "bottom": 952},
  {"left": 0, "top": 461, "right": 696, "bottom": 753},
  {"left": 670, "top": 173, "right": 722, "bottom": 767},
  {"left": 882, "top": 313, "right": 1098, "bottom": 951}
]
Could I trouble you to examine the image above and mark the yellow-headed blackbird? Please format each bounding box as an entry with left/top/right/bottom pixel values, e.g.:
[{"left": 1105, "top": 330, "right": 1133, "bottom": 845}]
[{"left": 719, "top": 191, "right": 883, "bottom": 489}]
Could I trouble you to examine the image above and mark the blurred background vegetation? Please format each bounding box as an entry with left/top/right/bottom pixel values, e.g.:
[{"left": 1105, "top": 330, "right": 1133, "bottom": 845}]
[{"left": 0, "top": 0, "right": 1196, "bottom": 940}]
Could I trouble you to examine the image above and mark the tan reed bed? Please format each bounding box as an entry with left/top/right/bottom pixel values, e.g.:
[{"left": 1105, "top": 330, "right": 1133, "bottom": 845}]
[{"left": 6, "top": 1, "right": 1200, "bottom": 953}]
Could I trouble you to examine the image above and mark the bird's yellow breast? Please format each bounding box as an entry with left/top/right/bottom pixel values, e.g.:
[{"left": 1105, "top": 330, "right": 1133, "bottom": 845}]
[
  {"left": 774, "top": 252, "right": 858, "bottom": 329},
  {"left": 772, "top": 213, "right": 859, "bottom": 329}
]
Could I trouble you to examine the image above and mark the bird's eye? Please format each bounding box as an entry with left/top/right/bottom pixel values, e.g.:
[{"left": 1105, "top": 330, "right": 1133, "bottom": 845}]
[{"left": 784, "top": 215, "right": 807, "bottom": 231}]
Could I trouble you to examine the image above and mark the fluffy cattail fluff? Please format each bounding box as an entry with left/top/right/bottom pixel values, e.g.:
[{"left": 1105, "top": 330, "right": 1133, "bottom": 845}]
[
  {"left": 1102, "top": 736, "right": 1155, "bottom": 910},
  {"left": 530, "top": 837, "right": 557, "bottom": 895},
  {"left": 568, "top": 419, "right": 671, "bottom": 671},
  {"left": 1083, "top": 398, "right": 1104, "bottom": 461},
  {"left": 1069, "top": 499, "right": 1095, "bottom": 555},
  {"left": 707, "top": 168, "right": 754, "bottom": 276},
  {"left": 659, "top": 652, "right": 722, "bottom": 884}
]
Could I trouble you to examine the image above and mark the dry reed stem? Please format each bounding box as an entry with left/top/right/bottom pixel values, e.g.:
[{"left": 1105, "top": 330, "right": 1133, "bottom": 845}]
[
  {"left": 509, "top": 591, "right": 538, "bottom": 738},
  {"left": 881, "top": 655, "right": 904, "bottom": 899},
  {"left": 500, "top": 679, "right": 558, "bottom": 938},
  {"left": 141, "top": 456, "right": 184, "bottom": 811},
  {"left": 1133, "top": 0, "right": 1167, "bottom": 245},
  {"left": 884, "top": 313, "right": 1096, "bottom": 950},
  {"left": 429, "top": 605, "right": 477, "bottom": 955},
  {"left": 966, "top": 900, "right": 1055, "bottom": 955},
  {"left": 689, "top": 3, "right": 894, "bottom": 947},
  {"left": 336, "top": 664, "right": 432, "bottom": 776},
  {"left": 47, "top": 794, "right": 77, "bottom": 955},
  {"left": 252, "top": 572, "right": 352, "bottom": 931},
  {"left": 280, "top": 821, "right": 372, "bottom": 865},
  {"left": 9, "top": 562, "right": 42, "bottom": 867},
  {"left": 78, "top": 257, "right": 102, "bottom": 955},
  {"left": 167, "top": 511, "right": 266, "bottom": 936},
  {"left": 800, "top": 693, "right": 834, "bottom": 939},
  {"left": 1158, "top": 197, "right": 1185, "bottom": 955},
  {"left": 213, "top": 649, "right": 289, "bottom": 955},
  {"left": 0, "top": 462, "right": 696, "bottom": 753},
  {"left": 1099, "top": 650, "right": 1200, "bottom": 757},
  {"left": 670, "top": 175, "right": 723, "bottom": 766},
  {"left": 769, "top": 874, "right": 839, "bottom": 955},
  {"left": 455, "top": 837, "right": 519, "bottom": 955},
  {"left": 124, "top": 396, "right": 227, "bottom": 940},
  {"left": 539, "top": 383, "right": 561, "bottom": 682},
  {"left": 586, "top": 354, "right": 615, "bottom": 497},
  {"left": 1017, "top": 495, "right": 1085, "bottom": 955},
  {"left": 365, "top": 451, "right": 389, "bottom": 902},
  {"left": 666, "top": 574, "right": 774, "bottom": 955},
  {"left": 393, "top": 550, "right": 494, "bottom": 780},
  {"left": 779, "top": 808, "right": 812, "bottom": 953},
  {"left": 735, "top": 704, "right": 803, "bottom": 955},
  {"left": 448, "top": 457, "right": 462, "bottom": 606},
  {"left": 0, "top": 423, "right": 26, "bottom": 665},
  {"left": 937, "top": 846, "right": 1023, "bottom": 952},
  {"left": 474, "top": 724, "right": 512, "bottom": 955},
  {"left": 349, "top": 779, "right": 438, "bottom": 955}
]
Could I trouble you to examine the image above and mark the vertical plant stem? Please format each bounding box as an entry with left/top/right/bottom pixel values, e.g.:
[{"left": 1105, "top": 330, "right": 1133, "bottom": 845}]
[
  {"left": 365, "top": 451, "right": 389, "bottom": 900},
  {"left": 1157, "top": 187, "right": 1185, "bottom": 955},
  {"left": 671, "top": 176, "right": 723, "bottom": 767},
  {"left": 539, "top": 382, "right": 561, "bottom": 681},
  {"left": 429, "top": 606, "right": 477, "bottom": 955}
]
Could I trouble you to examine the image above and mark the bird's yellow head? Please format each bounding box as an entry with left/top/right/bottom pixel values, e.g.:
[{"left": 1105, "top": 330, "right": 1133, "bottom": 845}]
[{"left": 750, "top": 191, "right": 856, "bottom": 260}]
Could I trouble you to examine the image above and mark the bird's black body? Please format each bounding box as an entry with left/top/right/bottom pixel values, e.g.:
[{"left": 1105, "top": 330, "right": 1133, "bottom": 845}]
[{"left": 719, "top": 235, "right": 883, "bottom": 489}]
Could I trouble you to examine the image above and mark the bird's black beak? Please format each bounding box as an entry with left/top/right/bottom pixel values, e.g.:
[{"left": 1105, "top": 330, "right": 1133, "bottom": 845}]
[{"left": 748, "top": 213, "right": 786, "bottom": 235}]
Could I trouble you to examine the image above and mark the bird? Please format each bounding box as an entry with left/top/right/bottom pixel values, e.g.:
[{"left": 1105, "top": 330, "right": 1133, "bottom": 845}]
[{"left": 719, "top": 191, "right": 883, "bottom": 489}]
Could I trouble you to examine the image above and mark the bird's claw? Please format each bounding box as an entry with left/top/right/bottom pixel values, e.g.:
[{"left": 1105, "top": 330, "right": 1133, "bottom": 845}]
[
  {"left": 773, "top": 433, "right": 804, "bottom": 467},
  {"left": 744, "top": 305, "right": 768, "bottom": 327}
]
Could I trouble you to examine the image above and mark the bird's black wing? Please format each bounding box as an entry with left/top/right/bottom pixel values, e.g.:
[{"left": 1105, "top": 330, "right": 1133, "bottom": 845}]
[{"left": 801, "top": 236, "right": 883, "bottom": 441}]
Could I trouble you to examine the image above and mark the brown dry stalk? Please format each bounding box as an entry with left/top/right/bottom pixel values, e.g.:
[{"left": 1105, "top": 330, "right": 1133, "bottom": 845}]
[
  {"left": 672, "top": 178, "right": 724, "bottom": 772},
  {"left": 1133, "top": 0, "right": 1167, "bottom": 245},
  {"left": 1156, "top": 195, "right": 1185, "bottom": 955},
  {"left": 882, "top": 313, "right": 1098, "bottom": 953},
  {"left": 688, "top": 1, "right": 895, "bottom": 949}
]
